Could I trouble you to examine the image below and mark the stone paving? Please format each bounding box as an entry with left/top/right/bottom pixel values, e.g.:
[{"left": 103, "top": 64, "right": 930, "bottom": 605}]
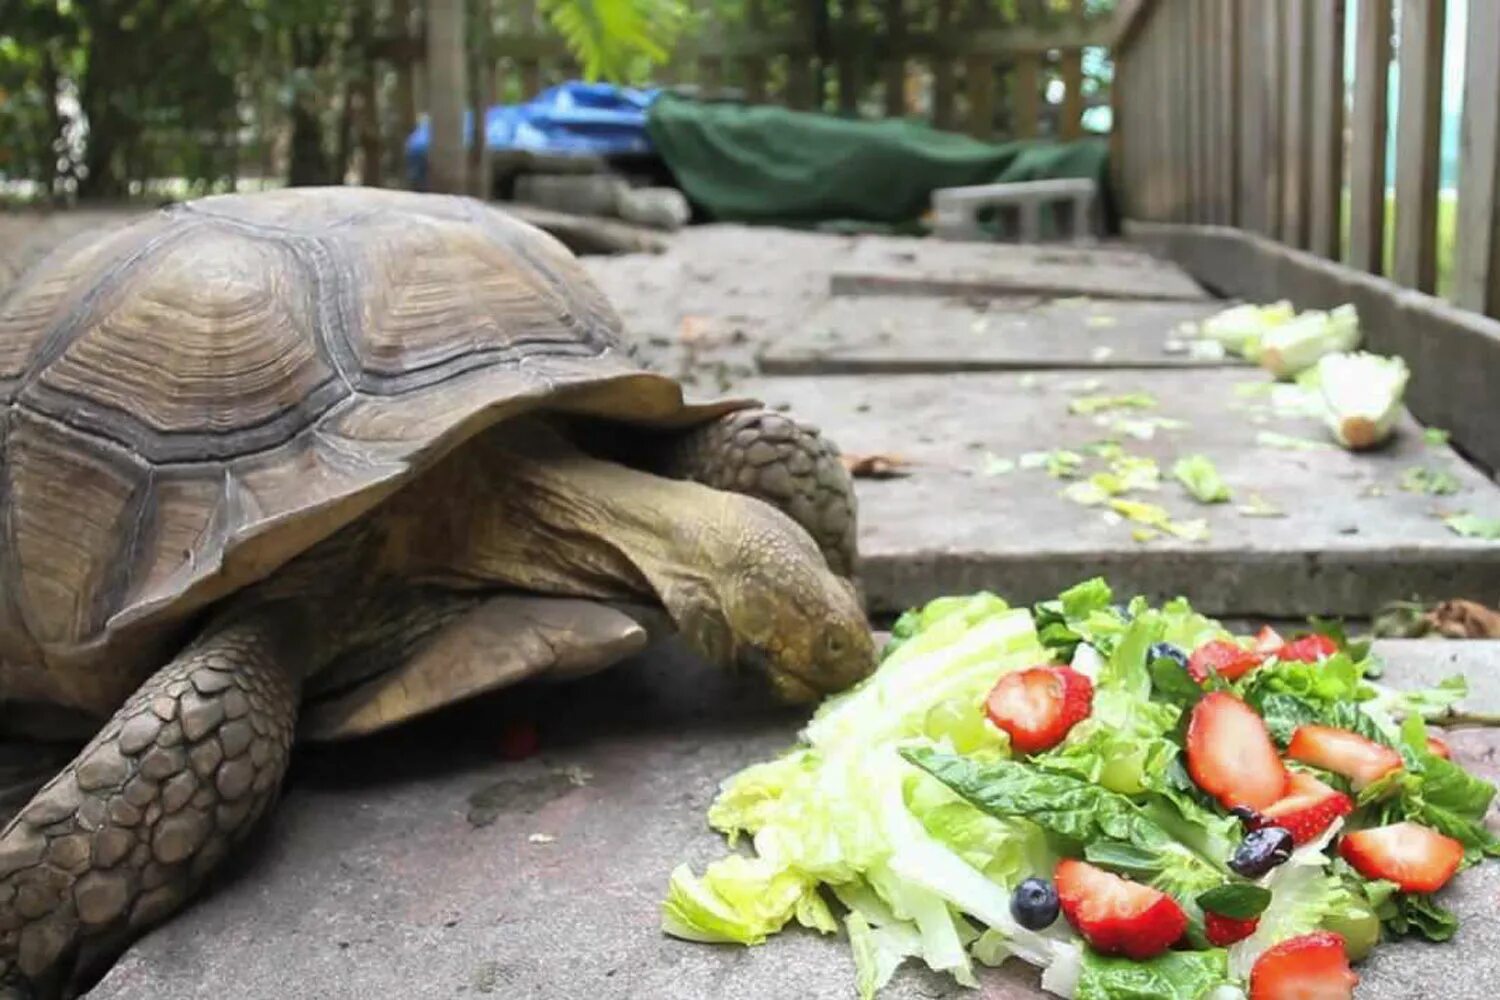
[{"left": 7, "top": 207, "right": 1499, "bottom": 998}]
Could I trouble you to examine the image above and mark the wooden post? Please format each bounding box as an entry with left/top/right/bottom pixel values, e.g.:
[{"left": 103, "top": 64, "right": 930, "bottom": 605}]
[
  {"left": 742, "top": 0, "right": 769, "bottom": 104},
  {"left": 469, "top": 0, "right": 493, "bottom": 198},
  {"left": 932, "top": 0, "right": 956, "bottom": 130},
  {"left": 1280, "top": 0, "right": 1312, "bottom": 249},
  {"left": 964, "top": 0, "right": 994, "bottom": 139},
  {"left": 883, "top": 0, "right": 905, "bottom": 117},
  {"left": 1455, "top": 0, "right": 1500, "bottom": 314},
  {"left": 1013, "top": 53, "right": 1039, "bottom": 138},
  {"left": 1219, "top": 0, "right": 1239, "bottom": 226},
  {"left": 1237, "top": 0, "right": 1266, "bottom": 232},
  {"left": 1393, "top": 0, "right": 1446, "bottom": 293},
  {"left": 1348, "top": 0, "right": 1392, "bottom": 273},
  {"left": 838, "top": 0, "right": 861, "bottom": 114},
  {"left": 1185, "top": 0, "right": 1201, "bottom": 221},
  {"left": 1308, "top": 0, "right": 1347, "bottom": 260},
  {"left": 1263, "top": 0, "right": 1285, "bottom": 238},
  {"left": 426, "top": 0, "right": 467, "bottom": 194}
]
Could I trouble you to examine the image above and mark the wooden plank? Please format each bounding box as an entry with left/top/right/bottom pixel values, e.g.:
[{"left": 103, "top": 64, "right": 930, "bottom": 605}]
[
  {"left": 884, "top": 0, "right": 906, "bottom": 117},
  {"left": 1348, "top": 0, "right": 1392, "bottom": 273},
  {"left": 1237, "top": 0, "right": 1267, "bottom": 233},
  {"left": 1280, "top": 0, "right": 1311, "bottom": 248},
  {"left": 1013, "top": 52, "right": 1040, "bottom": 139},
  {"left": 1174, "top": 2, "right": 1191, "bottom": 221},
  {"left": 1309, "top": 0, "right": 1347, "bottom": 259},
  {"left": 1112, "top": 0, "right": 1155, "bottom": 49},
  {"left": 1219, "top": 0, "right": 1240, "bottom": 226},
  {"left": 932, "top": 0, "right": 957, "bottom": 129},
  {"left": 1393, "top": 0, "right": 1446, "bottom": 292},
  {"left": 1263, "top": 0, "right": 1285, "bottom": 238},
  {"left": 1455, "top": 0, "right": 1500, "bottom": 315}
]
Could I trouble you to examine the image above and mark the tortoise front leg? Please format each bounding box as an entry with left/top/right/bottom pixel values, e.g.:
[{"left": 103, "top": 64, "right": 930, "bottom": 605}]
[
  {"left": 655, "top": 409, "right": 859, "bottom": 579},
  {"left": 0, "top": 609, "right": 301, "bottom": 998}
]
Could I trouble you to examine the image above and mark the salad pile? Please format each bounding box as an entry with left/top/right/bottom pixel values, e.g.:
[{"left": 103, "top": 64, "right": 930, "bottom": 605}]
[{"left": 661, "top": 580, "right": 1496, "bottom": 999}]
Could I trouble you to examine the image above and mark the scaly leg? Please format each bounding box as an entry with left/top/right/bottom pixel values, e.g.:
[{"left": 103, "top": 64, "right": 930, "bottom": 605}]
[
  {"left": 0, "top": 606, "right": 302, "bottom": 998},
  {"left": 654, "top": 409, "right": 859, "bottom": 579}
]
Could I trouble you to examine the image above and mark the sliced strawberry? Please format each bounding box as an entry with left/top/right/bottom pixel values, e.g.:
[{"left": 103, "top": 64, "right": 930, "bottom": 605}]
[
  {"left": 1249, "top": 931, "right": 1357, "bottom": 1000},
  {"left": 1427, "top": 734, "right": 1452, "bottom": 759},
  {"left": 1187, "top": 692, "right": 1288, "bottom": 810},
  {"left": 984, "top": 666, "right": 1093, "bottom": 754},
  {"left": 1287, "top": 725, "right": 1403, "bottom": 789},
  {"left": 1254, "top": 626, "right": 1286, "bottom": 655},
  {"left": 1279, "top": 634, "right": 1339, "bottom": 663},
  {"left": 1258, "top": 771, "right": 1354, "bottom": 845},
  {"left": 1338, "top": 821, "right": 1465, "bottom": 893},
  {"left": 1054, "top": 859, "right": 1187, "bottom": 960},
  {"left": 1204, "top": 911, "right": 1260, "bottom": 946},
  {"left": 1188, "top": 639, "right": 1262, "bottom": 682}
]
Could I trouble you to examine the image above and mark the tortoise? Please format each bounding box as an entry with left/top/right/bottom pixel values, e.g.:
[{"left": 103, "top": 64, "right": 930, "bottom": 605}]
[{"left": 0, "top": 187, "right": 874, "bottom": 996}]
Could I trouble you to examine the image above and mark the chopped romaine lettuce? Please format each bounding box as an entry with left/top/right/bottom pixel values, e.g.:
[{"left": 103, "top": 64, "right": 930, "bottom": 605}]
[
  {"left": 1258, "top": 304, "right": 1361, "bottom": 379},
  {"left": 1316, "top": 351, "right": 1410, "bottom": 450},
  {"left": 1075, "top": 948, "right": 1230, "bottom": 1000},
  {"left": 1202, "top": 300, "right": 1295, "bottom": 358},
  {"left": 1172, "top": 454, "right": 1231, "bottom": 503}
]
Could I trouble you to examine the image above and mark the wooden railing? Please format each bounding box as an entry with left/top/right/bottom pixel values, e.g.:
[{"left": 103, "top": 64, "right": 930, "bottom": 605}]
[
  {"left": 410, "top": 2, "right": 1118, "bottom": 194},
  {"left": 1112, "top": 0, "right": 1500, "bottom": 319}
]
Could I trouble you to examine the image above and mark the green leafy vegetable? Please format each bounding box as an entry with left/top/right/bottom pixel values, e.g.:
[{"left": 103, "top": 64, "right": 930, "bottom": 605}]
[
  {"left": 1400, "top": 466, "right": 1461, "bottom": 496},
  {"left": 1316, "top": 351, "right": 1408, "bottom": 450},
  {"left": 1256, "top": 430, "right": 1331, "bottom": 452},
  {"left": 1424, "top": 427, "right": 1452, "bottom": 446},
  {"left": 1444, "top": 513, "right": 1500, "bottom": 540},
  {"left": 1259, "top": 304, "right": 1361, "bottom": 380},
  {"left": 1197, "top": 884, "right": 1273, "bottom": 920},
  {"left": 1379, "top": 891, "right": 1458, "bottom": 942},
  {"left": 1202, "top": 300, "right": 1295, "bottom": 358},
  {"left": 1069, "top": 392, "right": 1158, "bottom": 415},
  {"left": 1173, "top": 454, "right": 1232, "bottom": 503},
  {"left": 1076, "top": 949, "right": 1230, "bottom": 1000}
]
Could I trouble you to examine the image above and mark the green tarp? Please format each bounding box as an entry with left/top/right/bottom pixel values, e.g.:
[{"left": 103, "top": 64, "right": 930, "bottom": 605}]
[{"left": 644, "top": 93, "right": 1117, "bottom": 233}]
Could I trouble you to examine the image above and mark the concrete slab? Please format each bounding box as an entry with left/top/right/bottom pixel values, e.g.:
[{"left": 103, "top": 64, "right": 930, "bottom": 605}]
[
  {"left": 759, "top": 296, "right": 1239, "bottom": 374},
  {"left": 741, "top": 369, "right": 1500, "bottom": 618},
  {"left": 829, "top": 237, "right": 1210, "bottom": 302},
  {"left": 89, "top": 638, "right": 1500, "bottom": 1000}
]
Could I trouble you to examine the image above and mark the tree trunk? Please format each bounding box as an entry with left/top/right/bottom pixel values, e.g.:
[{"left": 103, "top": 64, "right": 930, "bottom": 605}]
[
  {"left": 77, "top": 18, "right": 130, "bottom": 200},
  {"left": 40, "top": 47, "right": 60, "bottom": 201},
  {"left": 288, "top": 25, "right": 333, "bottom": 187},
  {"left": 354, "top": 0, "right": 382, "bottom": 187},
  {"left": 468, "top": 0, "right": 493, "bottom": 198},
  {"left": 426, "top": 0, "right": 468, "bottom": 194}
]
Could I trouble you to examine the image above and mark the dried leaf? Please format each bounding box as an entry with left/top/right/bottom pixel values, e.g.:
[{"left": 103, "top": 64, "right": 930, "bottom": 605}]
[
  {"left": 1426, "top": 599, "right": 1500, "bottom": 638},
  {"left": 840, "top": 453, "right": 912, "bottom": 479}
]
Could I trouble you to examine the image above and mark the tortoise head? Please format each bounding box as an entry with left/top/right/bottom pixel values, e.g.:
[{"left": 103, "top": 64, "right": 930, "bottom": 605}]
[{"left": 707, "top": 502, "right": 876, "bottom": 704}]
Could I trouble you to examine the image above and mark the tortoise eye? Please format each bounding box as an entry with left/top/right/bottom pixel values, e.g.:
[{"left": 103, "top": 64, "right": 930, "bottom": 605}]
[{"left": 824, "top": 631, "right": 846, "bottom": 656}]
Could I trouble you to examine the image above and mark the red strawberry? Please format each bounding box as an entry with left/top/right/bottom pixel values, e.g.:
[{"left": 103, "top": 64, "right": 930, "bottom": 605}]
[
  {"left": 1279, "top": 634, "right": 1339, "bottom": 663},
  {"left": 1249, "top": 931, "right": 1357, "bottom": 1000},
  {"left": 1204, "top": 911, "right": 1260, "bottom": 946},
  {"left": 1427, "top": 734, "right": 1452, "bottom": 759},
  {"left": 1254, "top": 626, "right": 1286, "bottom": 655},
  {"left": 1188, "top": 639, "right": 1262, "bottom": 682},
  {"left": 1053, "top": 859, "right": 1188, "bottom": 960},
  {"left": 1258, "top": 771, "right": 1354, "bottom": 845},
  {"left": 1338, "top": 821, "right": 1465, "bottom": 893},
  {"left": 984, "top": 666, "right": 1093, "bottom": 754},
  {"left": 1187, "top": 692, "right": 1288, "bottom": 810},
  {"left": 1286, "top": 725, "right": 1403, "bottom": 789}
]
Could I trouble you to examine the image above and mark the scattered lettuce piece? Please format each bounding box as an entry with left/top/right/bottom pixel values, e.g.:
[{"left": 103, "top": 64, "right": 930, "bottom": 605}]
[
  {"left": 1255, "top": 430, "right": 1330, "bottom": 452},
  {"left": 1173, "top": 454, "right": 1231, "bottom": 503},
  {"left": 1444, "top": 513, "right": 1500, "bottom": 539},
  {"left": 1424, "top": 427, "right": 1452, "bottom": 446},
  {"left": 1400, "top": 466, "right": 1460, "bottom": 496},
  {"left": 1258, "top": 304, "right": 1361, "bottom": 379},
  {"left": 1317, "top": 351, "right": 1409, "bottom": 450},
  {"left": 1069, "top": 392, "right": 1158, "bottom": 415},
  {"left": 1202, "top": 300, "right": 1295, "bottom": 358}
]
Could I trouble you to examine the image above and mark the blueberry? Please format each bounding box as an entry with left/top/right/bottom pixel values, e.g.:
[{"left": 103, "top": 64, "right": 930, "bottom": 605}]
[
  {"left": 1228, "top": 826, "right": 1295, "bottom": 878},
  {"left": 1148, "top": 641, "right": 1188, "bottom": 669},
  {"left": 1010, "top": 877, "right": 1060, "bottom": 930}
]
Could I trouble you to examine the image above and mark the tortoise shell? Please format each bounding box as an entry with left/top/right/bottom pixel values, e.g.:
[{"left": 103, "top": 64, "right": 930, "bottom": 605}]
[{"left": 0, "top": 187, "right": 737, "bottom": 721}]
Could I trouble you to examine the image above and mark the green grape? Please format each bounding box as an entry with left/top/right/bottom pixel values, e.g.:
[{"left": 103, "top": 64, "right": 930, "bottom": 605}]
[
  {"left": 923, "top": 697, "right": 996, "bottom": 754},
  {"left": 1322, "top": 904, "right": 1381, "bottom": 962}
]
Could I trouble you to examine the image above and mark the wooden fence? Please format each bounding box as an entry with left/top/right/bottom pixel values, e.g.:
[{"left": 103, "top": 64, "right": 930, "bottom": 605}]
[
  {"left": 1112, "top": 0, "right": 1500, "bottom": 319},
  {"left": 410, "top": 1, "right": 1115, "bottom": 195}
]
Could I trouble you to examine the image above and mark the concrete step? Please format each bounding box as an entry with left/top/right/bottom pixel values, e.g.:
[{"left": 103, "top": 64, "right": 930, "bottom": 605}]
[
  {"left": 91, "top": 638, "right": 1500, "bottom": 1000},
  {"left": 741, "top": 369, "right": 1500, "bottom": 618},
  {"left": 829, "top": 236, "right": 1211, "bottom": 302},
  {"left": 760, "top": 295, "right": 1240, "bottom": 374}
]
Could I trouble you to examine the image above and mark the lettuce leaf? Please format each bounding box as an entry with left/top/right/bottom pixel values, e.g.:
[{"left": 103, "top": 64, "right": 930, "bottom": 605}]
[{"left": 1076, "top": 948, "right": 1229, "bottom": 1000}]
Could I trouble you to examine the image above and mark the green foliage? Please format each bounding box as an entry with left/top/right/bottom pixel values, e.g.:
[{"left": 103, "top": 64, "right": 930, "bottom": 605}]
[{"left": 541, "top": 0, "right": 687, "bottom": 83}]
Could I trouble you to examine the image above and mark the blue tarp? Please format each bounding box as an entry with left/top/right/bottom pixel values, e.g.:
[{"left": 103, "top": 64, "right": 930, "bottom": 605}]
[{"left": 405, "top": 82, "right": 661, "bottom": 185}]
